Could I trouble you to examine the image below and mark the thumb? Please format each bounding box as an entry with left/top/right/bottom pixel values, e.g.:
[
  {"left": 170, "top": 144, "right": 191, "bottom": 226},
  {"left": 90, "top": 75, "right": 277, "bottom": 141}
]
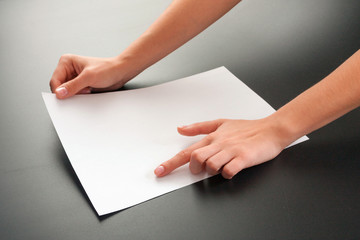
[
  {"left": 177, "top": 119, "right": 225, "bottom": 136},
  {"left": 55, "top": 73, "right": 90, "bottom": 99}
]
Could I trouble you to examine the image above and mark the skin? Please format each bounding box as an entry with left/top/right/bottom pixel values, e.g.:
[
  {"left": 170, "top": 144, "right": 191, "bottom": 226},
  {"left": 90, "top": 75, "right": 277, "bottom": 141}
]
[
  {"left": 50, "top": 0, "right": 241, "bottom": 97},
  {"left": 155, "top": 50, "right": 360, "bottom": 178},
  {"left": 49, "top": 0, "right": 360, "bottom": 179}
]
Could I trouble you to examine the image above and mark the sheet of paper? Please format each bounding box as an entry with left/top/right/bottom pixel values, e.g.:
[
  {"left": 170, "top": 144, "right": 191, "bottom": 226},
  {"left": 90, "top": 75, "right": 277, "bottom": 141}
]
[{"left": 42, "top": 67, "right": 308, "bottom": 216}]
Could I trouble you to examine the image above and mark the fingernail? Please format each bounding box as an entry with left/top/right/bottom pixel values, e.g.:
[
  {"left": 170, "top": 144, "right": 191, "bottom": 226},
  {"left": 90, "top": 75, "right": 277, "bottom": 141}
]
[
  {"left": 154, "top": 165, "right": 165, "bottom": 176},
  {"left": 178, "top": 125, "right": 188, "bottom": 129},
  {"left": 56, "top": 87, "right": 68, "bottom": 97}
]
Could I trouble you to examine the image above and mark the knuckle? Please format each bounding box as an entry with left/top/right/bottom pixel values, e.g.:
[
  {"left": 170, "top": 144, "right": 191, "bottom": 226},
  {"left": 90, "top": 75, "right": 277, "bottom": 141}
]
[
  {"left": 81, "top": 69, "right": 96, "bottom": 84},
  {"left": 204, "top": 133, "right": 216, "bottom": 143},
  {"left": 217, "top": 118, "right": 226, "bottom": 123},
  {"left": 222, "top": 166, "right": 237, "bottom": 179},
  {"left": 59, "top": 54, "right": 73, "bottom": 63},
  {"left": 177, "top": 150, "right": 189, "bottom": 159},
  {"left": 234, "top": 146, "right": 254, "bottom": 162},
  {"left": 215, "top": 118, "right": 227, "bottom": 126},
  {"left": 82, "top": 68, "right": 93, "bottom": 76},
  {"left": 240, "top": 150, "right": 255, "bottom": 164},
  {"left": 82, "top": 68, "right": 98, "bottom": 80},
  {"left": 192, "top": 156, "right": 204, "bottom": 166},
  {"left": 206, "top": 160, "right": 219, "bottom": 171},
  {"left": 191, "top": 150, "right": 202, "bottom": 161}
]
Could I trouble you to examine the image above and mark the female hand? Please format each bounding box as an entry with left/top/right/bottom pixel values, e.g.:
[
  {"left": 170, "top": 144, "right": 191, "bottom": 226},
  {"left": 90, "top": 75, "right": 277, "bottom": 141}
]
[
  {"left": 154, "top": 117, "right": 293, "bottom": 179},
  {"left": 49, "top": 54, "right": 136, "bottom": 99}
]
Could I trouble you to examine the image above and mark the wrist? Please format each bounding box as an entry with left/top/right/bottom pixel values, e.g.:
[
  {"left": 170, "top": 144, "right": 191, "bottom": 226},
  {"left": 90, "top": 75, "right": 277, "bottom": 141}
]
[
  {"left": 265, "top": 110, "right": 304, "bottom": 148},
  {"left": 111, "top": 54, "right": 145, "bottom": 84}
]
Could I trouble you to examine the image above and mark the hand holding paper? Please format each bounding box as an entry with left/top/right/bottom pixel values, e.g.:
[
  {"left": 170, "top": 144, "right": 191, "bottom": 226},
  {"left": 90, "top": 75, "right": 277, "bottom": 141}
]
[
  {"left": 50, "top": 54, "right": 136, "bottom": 98},
  {"left": 49, "top": 0, "right": 241, "bottom": 99}
]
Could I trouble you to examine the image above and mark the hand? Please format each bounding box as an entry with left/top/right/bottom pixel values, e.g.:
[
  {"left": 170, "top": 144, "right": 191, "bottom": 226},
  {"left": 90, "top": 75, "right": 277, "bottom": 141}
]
[
  {"left": 154, "top": 118, "right": 292, "bottom": 179},
  {"left": 49, "top": 54, "right": 135, "bottom": 99}
]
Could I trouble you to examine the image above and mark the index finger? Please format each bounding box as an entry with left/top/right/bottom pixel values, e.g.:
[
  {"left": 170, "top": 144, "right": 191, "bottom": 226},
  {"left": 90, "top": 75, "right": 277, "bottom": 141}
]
[
  {"left": 49, "top": 57, "right": 75, "bottom": 92},
  {"left": 154, "top": 138, "right": 210, "bottom": 177},
  {"left": 50, "top": 64, "right": 69, "bottom": 92}
]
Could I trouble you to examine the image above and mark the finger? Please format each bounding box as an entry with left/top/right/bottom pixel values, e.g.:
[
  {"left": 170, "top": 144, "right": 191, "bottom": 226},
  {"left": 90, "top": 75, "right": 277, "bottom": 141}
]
[
  {"left": 50, "top": 62, "right": 70, "bottom": 93},
  {"left": 205, "top": 150, "right": 234, "bottom": 175},
  {"left": 91, "top": 81, "right": 125, "bottom": 93},
  {"left": 189, "top": 144, "right": 221, "bottom": 174},
  {"left": 154, "top": 138, "right": 210, "bottom": 177},
  {"left": 77, "top": 87, "right": 92, "bottom": 94},
  {"left": 50, "top": 55, "right": 78, "bottom": 93},
  {"left": 91, "top": 87, "right": 114, "bottom": 93},
  {"left": 55, "top": 73, "right": 91, "bottom": 99},
  {"left": 178, "top": 119, "right": 225, "bottom": 136},
  {"left": 221, "top": 157, "right": 247, "bottom": 179}
]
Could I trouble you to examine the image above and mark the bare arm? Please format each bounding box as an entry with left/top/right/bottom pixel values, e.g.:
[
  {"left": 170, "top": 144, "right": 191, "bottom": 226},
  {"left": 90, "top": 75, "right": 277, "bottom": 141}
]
[
  {"left": 119, "top": 0, "right": 242, "bottom": 79},
  {"left": 155, "top": 50, "right": 360, "bottom": 179},
  {"left": 272, "top": 50, "right": 360, "bottom": 143},
  {"left": 50, "top": 0, "right": 241, "bottom": 98}
]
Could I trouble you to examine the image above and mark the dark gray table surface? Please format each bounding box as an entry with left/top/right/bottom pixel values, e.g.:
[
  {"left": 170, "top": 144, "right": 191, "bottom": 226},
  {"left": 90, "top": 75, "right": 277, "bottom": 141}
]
[{"left": 1, "top": 0, "right": 359, "bottom": 239}]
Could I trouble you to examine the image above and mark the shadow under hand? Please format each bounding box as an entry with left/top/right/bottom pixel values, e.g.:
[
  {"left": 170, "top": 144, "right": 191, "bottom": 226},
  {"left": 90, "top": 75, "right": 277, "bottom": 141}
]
[{"left": 190, "top": 160, "right": 276, "bottom": 201}]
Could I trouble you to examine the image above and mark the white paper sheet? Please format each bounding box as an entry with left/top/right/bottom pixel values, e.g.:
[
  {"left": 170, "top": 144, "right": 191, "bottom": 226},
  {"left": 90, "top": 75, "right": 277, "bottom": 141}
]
[{"left": 42, "top": 67, "right": 308, "bottom": 216}]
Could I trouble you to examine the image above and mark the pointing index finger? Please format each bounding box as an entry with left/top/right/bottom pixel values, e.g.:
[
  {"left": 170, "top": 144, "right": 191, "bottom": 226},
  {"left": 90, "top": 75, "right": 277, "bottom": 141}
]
[{"left": 154, "top": 138, "right": 210, "bottom": 177}]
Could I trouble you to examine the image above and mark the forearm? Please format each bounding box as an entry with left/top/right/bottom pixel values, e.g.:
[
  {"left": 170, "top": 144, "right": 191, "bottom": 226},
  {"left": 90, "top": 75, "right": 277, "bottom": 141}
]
[
  {"left": 271, "top": 50, "right": 360, "bottom": 145},
  {"left": 117, "top": 0, "right": 241, "bottom": 80}
]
